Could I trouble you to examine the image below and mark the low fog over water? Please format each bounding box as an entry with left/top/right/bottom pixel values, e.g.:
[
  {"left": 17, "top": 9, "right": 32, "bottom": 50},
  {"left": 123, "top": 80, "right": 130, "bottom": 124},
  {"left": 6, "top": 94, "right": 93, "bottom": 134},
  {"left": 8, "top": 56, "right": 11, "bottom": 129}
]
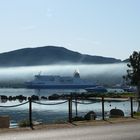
[{"left": 0, "top": 63, "right": 127, "bottom": 86}]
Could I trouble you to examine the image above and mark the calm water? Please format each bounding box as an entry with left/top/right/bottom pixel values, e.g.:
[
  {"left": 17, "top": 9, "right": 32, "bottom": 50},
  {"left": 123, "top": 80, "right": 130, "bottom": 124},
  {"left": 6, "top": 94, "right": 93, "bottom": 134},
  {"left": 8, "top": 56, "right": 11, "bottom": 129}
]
[{"left": 0, "top": 88, "right": 138, "bottom": 127}]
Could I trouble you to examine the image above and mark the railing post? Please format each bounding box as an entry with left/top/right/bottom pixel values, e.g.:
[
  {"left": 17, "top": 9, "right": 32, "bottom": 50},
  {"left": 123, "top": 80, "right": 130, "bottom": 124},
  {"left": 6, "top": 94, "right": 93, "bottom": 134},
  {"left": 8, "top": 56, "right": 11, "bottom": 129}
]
[
  {"left": 29, "top": 97, "right": 33, "bottom": 129},
  {"left": 102, "top": 97, "right": 105, "bottom": 120},
  {"left": 130, "top": 97, "right": 133, "bottom": 118},
  {"left": 68, "top": 98, "right": 72, "bottom": 123},
  {"left": 75, "top": 95, "right": 78, "bottom": 117}
]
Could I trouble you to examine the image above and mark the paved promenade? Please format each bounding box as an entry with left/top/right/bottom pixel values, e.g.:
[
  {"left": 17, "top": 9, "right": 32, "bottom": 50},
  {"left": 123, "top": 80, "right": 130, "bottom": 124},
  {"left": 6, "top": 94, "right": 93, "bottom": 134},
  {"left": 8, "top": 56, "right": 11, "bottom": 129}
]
[{"left": 0, "top": 120, "right": 140, "bottom": 140}]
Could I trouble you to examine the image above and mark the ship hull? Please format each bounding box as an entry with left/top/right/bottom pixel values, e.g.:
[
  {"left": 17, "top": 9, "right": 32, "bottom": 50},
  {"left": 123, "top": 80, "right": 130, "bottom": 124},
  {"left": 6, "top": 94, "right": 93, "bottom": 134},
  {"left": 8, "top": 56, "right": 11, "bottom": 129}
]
[
  {"left": 26, "top": 84, "right": 97, "bottom": 89},
  {"left": 85, "top": 86, "right": 107, "bottom": 92}
]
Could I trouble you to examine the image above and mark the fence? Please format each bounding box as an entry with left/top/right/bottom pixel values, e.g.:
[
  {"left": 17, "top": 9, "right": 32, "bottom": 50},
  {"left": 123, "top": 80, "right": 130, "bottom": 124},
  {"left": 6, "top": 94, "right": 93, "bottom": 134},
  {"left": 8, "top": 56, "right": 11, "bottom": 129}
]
[{"left": 0, "top": 96, "right": 136, "bottom": 129}]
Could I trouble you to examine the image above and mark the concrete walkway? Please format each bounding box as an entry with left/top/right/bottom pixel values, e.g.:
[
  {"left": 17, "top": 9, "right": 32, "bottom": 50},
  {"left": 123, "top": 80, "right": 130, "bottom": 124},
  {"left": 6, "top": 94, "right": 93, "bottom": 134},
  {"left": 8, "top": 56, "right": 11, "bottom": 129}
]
[{"left": 0, "top": 118, "right": 140, "bottom": 140}]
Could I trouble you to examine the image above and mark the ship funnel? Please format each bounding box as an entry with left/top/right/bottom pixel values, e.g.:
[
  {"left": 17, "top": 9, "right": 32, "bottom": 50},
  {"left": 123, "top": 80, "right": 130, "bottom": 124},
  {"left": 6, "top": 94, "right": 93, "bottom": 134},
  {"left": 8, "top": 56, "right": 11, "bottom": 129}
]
[{"left": 74, "top": 69, "right": 80, "bottom": 78}]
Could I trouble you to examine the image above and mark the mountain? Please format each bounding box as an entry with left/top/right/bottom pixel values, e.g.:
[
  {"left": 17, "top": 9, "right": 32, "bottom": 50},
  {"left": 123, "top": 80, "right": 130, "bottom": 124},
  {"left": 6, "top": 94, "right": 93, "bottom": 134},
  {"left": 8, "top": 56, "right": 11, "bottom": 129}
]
[
  {"left": 123, "top": 59, "right": 129, "bottom": 63},
  {"left": 0, "top": 46, "right": 122, "bottom": 66}
]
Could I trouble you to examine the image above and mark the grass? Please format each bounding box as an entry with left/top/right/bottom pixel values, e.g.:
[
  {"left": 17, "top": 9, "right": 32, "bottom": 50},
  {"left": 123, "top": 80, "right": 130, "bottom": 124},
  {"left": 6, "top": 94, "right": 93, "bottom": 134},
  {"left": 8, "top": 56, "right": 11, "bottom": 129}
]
[
  {"left": 134, "top": 112, "right": 140, "bottom": 116},
  {"left": 18, "top": 120, "right": 30, "bottom": 127}
]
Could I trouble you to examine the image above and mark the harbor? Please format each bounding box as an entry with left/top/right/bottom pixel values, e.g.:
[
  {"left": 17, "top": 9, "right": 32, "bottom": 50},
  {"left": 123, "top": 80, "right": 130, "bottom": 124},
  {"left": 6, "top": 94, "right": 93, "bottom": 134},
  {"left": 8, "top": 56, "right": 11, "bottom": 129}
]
[{"left": 0, "top": 88, "right": 138, "bottom": 128}]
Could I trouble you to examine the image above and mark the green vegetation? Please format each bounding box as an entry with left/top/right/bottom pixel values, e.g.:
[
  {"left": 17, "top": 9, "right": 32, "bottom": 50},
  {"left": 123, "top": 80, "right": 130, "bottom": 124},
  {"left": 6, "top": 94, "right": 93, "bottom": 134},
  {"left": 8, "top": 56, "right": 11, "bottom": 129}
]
[
  {"left": 18, "top": 120, "right": 30, "bottom": 127},
  {"left": 72, "top": 116, "right": 85, "bottom": 121},
  {"left": 134, "top": 112, "right": 140, "bottom": 116},
  {"left": 124, "top": 51, "right": 140, "bottom": 111}
]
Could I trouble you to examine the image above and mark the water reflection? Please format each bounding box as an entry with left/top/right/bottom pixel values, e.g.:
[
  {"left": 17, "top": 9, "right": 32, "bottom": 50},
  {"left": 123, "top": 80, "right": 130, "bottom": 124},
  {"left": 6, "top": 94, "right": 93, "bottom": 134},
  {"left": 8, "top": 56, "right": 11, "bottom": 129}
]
[{"left": 0, "top": 88, "right": 138, "bottom": 127}]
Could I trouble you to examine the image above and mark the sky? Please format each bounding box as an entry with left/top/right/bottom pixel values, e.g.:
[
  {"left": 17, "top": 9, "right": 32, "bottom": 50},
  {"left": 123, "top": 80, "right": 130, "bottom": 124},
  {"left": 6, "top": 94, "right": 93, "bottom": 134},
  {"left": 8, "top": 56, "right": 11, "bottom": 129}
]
[{"left": 0, "top": 0, "right": 139, "bottom": 60}]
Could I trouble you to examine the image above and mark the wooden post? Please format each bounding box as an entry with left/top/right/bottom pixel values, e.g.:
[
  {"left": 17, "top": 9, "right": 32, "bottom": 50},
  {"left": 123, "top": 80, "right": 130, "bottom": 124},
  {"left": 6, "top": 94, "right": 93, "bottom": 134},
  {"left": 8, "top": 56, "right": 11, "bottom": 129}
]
[
  {"left": 75, "top": 95, "right": 78, "bottom": 117},
  {"left": 102, "top": 97, "right": 105, "bottom": 120},
  {"left": 68, "top": 98, "right": 72, "bottom": 123},
  {"left": 130, "top": 97, "right": 133, "bottom": 118},
  {"left": 29, "top": 97, "right": 33, "bottom": 129}
]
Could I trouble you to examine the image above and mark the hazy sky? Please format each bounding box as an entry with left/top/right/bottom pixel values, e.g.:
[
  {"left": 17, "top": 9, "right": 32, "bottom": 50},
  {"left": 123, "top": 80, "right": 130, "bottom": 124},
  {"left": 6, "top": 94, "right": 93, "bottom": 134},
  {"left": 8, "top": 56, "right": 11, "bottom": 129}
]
[{"left": 0, "top": 0, "right": 139, "bottom": 60}]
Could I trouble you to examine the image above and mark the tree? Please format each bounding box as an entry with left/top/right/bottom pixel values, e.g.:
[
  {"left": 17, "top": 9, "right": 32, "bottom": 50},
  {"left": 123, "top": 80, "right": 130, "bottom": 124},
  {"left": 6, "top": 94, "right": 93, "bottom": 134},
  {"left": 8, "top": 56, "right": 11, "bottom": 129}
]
[{"left": 124, "top": 51, "right": 140, "bottom": 111}]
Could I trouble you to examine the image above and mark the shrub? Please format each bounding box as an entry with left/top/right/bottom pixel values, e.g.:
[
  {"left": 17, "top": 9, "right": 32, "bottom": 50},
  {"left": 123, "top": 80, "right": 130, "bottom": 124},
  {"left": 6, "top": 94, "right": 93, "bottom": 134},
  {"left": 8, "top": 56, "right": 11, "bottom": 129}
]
[
  {"left": 134, "top": 111, "right": 140, "bottom": 116},
  {"left": 18, "top": 120, "right": 30, "bottom": 127},
  {"left": 72, "top": 116, "right": 84, "bottom": 121}
]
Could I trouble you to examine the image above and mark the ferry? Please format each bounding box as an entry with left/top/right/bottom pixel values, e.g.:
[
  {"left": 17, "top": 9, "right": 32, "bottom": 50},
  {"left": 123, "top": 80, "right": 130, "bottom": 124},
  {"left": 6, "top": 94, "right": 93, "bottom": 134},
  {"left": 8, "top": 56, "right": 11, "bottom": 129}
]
[{"left": 25, "top": 70, "right": 97, "bottom": 89}]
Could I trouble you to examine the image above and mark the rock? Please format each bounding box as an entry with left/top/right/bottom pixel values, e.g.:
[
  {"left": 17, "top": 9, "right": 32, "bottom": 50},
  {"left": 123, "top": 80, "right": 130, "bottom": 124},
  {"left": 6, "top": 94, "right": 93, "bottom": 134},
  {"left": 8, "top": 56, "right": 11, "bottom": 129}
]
[
  {"left": 48, "top": 94, "right": 60, "bottom": 100},
  {"left": 41, "top": 96, "right": 48, "bottom": 100},
  {"left": 0, "top": 95, "right": 8, "bottom": 103},
  {"left": 84, "top": 111, "right": 96, "bottom": 120},
  {"left": 110, "top": 109, "right": 124, "bottom": 118},
  {"left": 31, "top": 95, "right": 39, "bottom": 101}
]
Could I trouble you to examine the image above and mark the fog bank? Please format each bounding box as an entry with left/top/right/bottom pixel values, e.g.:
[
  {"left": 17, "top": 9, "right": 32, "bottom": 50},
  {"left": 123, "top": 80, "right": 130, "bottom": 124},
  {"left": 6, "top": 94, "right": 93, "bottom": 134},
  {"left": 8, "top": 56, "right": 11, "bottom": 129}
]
[{"left": 0, "top": 63, "right": 127, "bottom": 86}]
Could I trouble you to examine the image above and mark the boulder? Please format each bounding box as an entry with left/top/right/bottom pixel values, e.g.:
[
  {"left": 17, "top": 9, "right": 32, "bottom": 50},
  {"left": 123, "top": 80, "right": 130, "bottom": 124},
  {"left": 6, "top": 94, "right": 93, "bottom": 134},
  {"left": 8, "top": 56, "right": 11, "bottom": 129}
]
[
  {"left": 48, "top": 94, "right": 60, "bottom": 100},
  {"left": 84, "top": 111, "right": 96, "bottom": 120},
  {"left": 110, "top": 109, "right": 124, "bottom": 118}
]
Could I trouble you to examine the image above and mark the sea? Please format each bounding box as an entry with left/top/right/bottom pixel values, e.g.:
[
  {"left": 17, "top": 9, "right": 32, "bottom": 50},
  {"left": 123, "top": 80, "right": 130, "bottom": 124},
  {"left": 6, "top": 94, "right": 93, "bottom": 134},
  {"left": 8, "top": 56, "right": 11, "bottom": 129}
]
[
  {"left": 0, "top": 88, "right": 138, "bottom": 128},
  {"left": 0, "top": 63, "right": 135, "bottom": 128}
]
